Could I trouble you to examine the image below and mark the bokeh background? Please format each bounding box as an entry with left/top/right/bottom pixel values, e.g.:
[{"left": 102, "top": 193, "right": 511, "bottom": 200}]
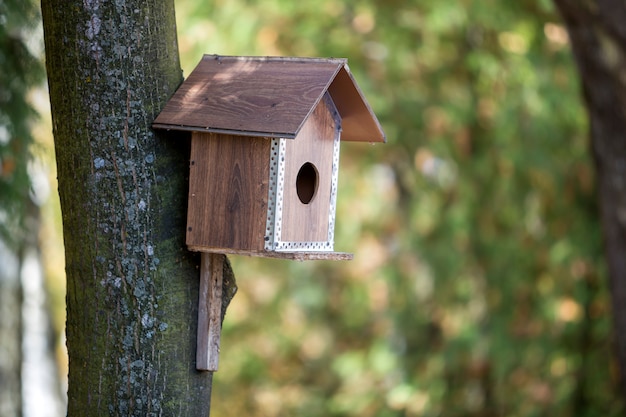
[{"left": 2, "top": 0, "right": 623, "bottom": 415}]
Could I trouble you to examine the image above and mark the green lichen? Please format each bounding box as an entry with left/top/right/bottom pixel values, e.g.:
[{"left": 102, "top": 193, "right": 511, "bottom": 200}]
[{"left": 42, "top": 0, "right": 228, "bottom": 415}]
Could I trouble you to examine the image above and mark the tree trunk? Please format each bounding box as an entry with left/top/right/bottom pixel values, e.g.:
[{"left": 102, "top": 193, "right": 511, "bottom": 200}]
[
  {"left": 41, "top": 1, "right": 235, "bottom": 415},
  {"left": 0, "top": 239, "right": 21, "bottom": 417},
  {"left": 554, "top": 0, "right": 626, "bottom": 398}
]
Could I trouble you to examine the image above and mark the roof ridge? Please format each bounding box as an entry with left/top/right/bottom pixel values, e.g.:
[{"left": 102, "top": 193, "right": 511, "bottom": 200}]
[{"left": 202, "top": 54, "right": 348, "bottom": 65}]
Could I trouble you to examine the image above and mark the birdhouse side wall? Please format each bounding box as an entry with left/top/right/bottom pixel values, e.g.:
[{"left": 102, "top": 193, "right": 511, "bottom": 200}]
[{"left": 186, "top": 132, "right": 270, "bottom": 252}]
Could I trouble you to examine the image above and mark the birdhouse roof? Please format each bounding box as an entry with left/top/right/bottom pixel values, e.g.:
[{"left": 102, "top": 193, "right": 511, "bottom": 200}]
[{"left": 153, "top": 55, "right": 386, "bottom": 143}]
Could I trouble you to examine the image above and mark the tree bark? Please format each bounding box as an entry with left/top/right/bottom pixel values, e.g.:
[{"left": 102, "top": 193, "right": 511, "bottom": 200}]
[
  {"left": 41, "top": 1, "right": 235, "bottom": 415},
  {"left": 554, "top": 0, "right": 626, "bottom": 398}
]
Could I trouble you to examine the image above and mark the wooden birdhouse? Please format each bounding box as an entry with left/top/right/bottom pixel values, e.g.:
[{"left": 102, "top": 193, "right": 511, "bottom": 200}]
[
  {"left": 154, "top": 55, "right": 385, "bottom": 261},
  {"left": 153, "top": 55, "right": 385, "bottom": 372}
]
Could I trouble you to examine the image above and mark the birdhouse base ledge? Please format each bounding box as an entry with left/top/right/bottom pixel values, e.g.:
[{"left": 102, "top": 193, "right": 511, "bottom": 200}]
[{"left": 188, "top": 246, "right": 353, "bottom": 261}]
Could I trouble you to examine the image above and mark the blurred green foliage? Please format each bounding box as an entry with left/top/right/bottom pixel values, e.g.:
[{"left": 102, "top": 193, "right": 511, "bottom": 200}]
[
  {"left": 177, "top": 0, "right": 621, "bottom": 416},
  {"left": 0, "top": 0, "right": 43, "bottom": 243}
]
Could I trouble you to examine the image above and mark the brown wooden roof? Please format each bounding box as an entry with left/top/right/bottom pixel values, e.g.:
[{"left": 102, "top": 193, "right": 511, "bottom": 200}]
[{"left": 153, "top": 55, "right": 385, "bottom": 143}]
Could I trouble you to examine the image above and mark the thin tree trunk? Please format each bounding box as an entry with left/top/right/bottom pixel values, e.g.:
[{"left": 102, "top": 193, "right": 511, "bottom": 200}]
[
  {"left": 554, "top": 0, "right": 626, "bottom": 398},
  {"left": 41, "top": 1, "right": 235, "bottom": 415},
  {"left": 21, "top": 198, "right": 66, "bottom": 417},
  {"left": 0, "top": 0, "right": 42, "bottom": 414},
  {"left": 0, "top": 239, "right": 22, "bottom": 417}
]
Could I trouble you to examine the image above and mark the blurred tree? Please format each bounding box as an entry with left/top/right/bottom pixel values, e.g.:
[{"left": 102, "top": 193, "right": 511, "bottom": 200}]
[
  {"left": 554, "top": 0, "right": 626, "bottom": 400},
  {"left": 0, "top": 0, "right": 43, "bottom": 416},
  {"left": 41, "top": 0, "right": 235, "bottom": 415}
]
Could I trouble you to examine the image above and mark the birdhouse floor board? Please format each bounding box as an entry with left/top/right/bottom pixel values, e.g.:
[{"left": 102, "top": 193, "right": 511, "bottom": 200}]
[{"left": 188, "top": 246, "right": 353, "bottom": 261}]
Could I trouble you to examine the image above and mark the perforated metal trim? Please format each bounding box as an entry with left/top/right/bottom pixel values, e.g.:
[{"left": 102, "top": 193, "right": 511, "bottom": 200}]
[
  {"left": 273, "top": 129, "right": 340, "bottom": 253},
  {"left": 264, "top": 138, "right": 286, "bottom": 251},
  {"left": 275, "top": 241, "right": 333, "bottom": 251},
  {"left": 327, "top": 125, "right": 341, "bottom": 247}
]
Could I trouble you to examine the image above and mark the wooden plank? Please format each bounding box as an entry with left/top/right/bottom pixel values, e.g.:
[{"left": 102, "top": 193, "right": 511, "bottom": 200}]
[
  {"left": 281, "top": 93, "right": 337, "bottom": 243},
  {"left": 187, "top": 245, "right": 354, "bottom": 261},
  {"left": 197, "top": 253, "right": 224, "bottom": 371},
  {"left": 154, "top": 55, "right": 343, "bottom": 138},
  {"left": 186, "top": 132, "right": 270, "bottom": 251}
]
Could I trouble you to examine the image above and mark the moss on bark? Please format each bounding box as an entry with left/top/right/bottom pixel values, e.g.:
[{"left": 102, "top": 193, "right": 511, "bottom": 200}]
[{"left": 41, "top": 1, "right": 234, "bottom": 415}]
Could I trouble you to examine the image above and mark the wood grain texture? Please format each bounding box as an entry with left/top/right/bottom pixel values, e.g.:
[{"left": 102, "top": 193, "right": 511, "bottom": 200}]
[
  {"left": 155, "top": 55, "right": 342, "bottom": 137},
  {"left": 281, "top": 93, "right": 338, "bottom": 243},
  {"left": 186, "top": 132, "right": 270, "bottom": 251},
  {"left": 153, "top": 55, "right": 386, "bottom": 143},
  {"left": 197, "top": 253, "right": 224, "bottom": 372}
]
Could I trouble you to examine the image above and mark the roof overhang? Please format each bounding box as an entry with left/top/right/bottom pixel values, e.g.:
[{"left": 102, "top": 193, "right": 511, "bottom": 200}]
[{"left": 153, "top": 55, "right": 385, "bottom": 143}]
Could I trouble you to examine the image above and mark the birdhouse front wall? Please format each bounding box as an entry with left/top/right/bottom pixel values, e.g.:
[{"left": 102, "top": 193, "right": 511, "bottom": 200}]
[{"left": 265, "top": 93, "right": 341, "bottom": 252}]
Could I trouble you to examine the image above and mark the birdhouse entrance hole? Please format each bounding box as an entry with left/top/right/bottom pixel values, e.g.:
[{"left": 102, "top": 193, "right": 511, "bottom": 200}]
[{"left": 296, "top": 162, "right": 319, "bottom": 204}]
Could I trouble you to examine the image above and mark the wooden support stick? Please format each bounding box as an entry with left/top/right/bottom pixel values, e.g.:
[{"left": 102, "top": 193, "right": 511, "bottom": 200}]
[{"left": 197, "top": 252, "right": 224, "bottom": 371}]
